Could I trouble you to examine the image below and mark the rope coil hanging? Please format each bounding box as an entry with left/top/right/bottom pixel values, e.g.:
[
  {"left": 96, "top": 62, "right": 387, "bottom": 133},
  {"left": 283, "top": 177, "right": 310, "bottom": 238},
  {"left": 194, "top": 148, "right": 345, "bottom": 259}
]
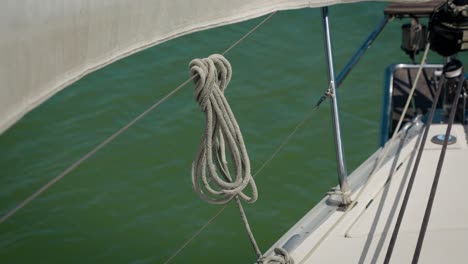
[
  {"left": 190, "top": 54, "right": 292, "bottom": 264},
  {"left": 190, "top": 54, "right": 258, "bottom": 204}
]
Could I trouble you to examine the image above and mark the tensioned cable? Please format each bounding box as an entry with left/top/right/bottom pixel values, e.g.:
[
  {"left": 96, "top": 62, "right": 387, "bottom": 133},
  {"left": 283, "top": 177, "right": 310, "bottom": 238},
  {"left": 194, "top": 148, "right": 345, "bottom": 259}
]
[
  {"left": 383, "top": 74, "right": 445, "bottom": 264},
  {"left": 0, "top": 11, "right": 277, "bottom": 225},
  {"left": 163, "top": 107, "right": 318, "bottom": 264},
  {"left": 412, "top": 76, "right": 465, "bottom": 264}
]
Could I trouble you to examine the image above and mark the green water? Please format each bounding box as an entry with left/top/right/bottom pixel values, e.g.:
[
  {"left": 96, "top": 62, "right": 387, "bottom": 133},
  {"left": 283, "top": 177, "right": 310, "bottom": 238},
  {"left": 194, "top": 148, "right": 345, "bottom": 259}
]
[{"left": 0, "top": 3, "right": 458, "bottom": 263}]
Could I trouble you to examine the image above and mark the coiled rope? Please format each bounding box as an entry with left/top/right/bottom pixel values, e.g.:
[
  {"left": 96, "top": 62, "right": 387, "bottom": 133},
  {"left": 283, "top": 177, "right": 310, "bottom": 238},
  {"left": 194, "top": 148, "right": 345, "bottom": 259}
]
[
  {"left": 189, "top": 54, "right": 294, "bottom": 263},
  {"left": 258, "top": 248, "right": 294, "bottom": 264},
  {"left": 190, "top": 54, "right": 258, "bottom": 204},
  {"left": 190, "top": 54, "right": 262, "bottom": 257}
]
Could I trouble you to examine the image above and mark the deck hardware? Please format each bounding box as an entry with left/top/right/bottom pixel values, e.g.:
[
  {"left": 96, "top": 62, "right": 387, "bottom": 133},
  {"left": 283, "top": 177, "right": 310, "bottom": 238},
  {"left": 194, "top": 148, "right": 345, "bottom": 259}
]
[
  {"left": 365, "top": 199, "right": 374, "bottom": 209},
  {"left": 396, "top": 162, "right": 404, "bottom": 172},
  {"left": 321, "top": 6, "right": 352, "bottom": 206},
  {"left": 431, "top": 134, "right": 457, "bottom": 145}
]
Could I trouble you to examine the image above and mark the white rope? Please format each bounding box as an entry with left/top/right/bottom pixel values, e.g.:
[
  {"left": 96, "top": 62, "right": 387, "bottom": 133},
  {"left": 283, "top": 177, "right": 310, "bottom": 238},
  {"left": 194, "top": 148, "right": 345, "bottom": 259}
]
[
  {"left": 258, "top": 248, "right": 295, "bottom": 264},
  {"left": 190, "top": 54, "right": 262, "bottom": 257},
  {"left": 190, "top": 54, "right": 258, "bottom": 204}
]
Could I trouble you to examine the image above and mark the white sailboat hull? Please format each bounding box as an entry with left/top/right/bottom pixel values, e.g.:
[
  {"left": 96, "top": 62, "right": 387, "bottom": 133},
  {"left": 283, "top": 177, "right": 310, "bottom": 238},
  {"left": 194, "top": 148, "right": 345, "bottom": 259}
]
[{"left": 267, "top": 120, "right": 468, "bottom": 263}]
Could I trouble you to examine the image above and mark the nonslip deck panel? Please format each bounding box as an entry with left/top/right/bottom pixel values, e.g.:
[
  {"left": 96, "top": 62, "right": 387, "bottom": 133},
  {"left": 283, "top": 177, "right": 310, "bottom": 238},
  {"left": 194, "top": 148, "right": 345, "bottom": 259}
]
[
  {"left": 267, "top": 123, "right": 468, "bottom": 263},
  {"left": 303, "top": 124, "right": 468, "bottom": 263}
]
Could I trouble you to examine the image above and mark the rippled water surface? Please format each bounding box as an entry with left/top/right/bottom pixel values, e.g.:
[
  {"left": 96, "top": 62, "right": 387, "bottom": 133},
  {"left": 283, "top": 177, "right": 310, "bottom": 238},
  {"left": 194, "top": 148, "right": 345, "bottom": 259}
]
[{"left": 0, "top": 3, "right": 459, "bottom": 263}]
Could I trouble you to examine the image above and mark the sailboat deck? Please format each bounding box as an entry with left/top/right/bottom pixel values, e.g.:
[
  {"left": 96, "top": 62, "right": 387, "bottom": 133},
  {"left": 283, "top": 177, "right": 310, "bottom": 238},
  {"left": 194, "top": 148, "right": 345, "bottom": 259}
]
[{"left": 269, "top": 123, "right": 468, "bottom": 263}]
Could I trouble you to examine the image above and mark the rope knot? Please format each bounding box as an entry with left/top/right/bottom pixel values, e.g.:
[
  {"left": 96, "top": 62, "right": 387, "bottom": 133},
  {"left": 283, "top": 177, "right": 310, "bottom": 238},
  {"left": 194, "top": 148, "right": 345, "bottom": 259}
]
[
  {"left": 258, "top": 247, "right": 294, "bottom": 264},
  {"left": 189, "top": 54, "right": 232, "bottom": 112},
  {"left": 190, "top": 54, "right": 258, "bottom": 204}
]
